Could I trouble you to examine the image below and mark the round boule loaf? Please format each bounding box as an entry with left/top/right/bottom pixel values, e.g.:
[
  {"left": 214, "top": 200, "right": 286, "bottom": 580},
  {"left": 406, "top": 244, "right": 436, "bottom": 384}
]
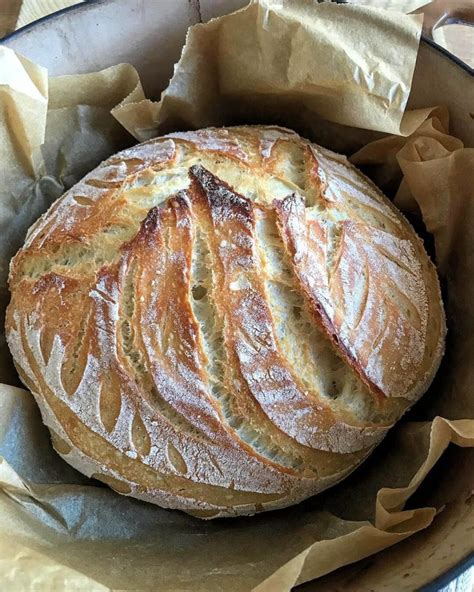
[{"left": 6, "top": 126, "right": 445, "bottom": 518}]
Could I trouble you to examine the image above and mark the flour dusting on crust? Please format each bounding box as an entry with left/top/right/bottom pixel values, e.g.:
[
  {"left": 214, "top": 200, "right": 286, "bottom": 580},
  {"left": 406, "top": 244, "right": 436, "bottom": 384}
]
[{"left": 6, "top": 126, "right": 445, "bottom": 518}]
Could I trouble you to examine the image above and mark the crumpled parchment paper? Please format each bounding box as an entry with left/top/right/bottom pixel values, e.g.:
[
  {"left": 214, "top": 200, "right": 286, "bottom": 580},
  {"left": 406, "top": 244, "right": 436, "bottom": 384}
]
[{"left": 0, "top": 1, "right": 472, "bottom": 590}]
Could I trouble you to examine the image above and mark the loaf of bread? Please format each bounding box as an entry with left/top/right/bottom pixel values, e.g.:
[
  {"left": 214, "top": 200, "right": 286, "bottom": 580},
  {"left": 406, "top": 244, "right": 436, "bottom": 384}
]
[{"left": 6, "top": 126, "right": 445, "bottom": 518}]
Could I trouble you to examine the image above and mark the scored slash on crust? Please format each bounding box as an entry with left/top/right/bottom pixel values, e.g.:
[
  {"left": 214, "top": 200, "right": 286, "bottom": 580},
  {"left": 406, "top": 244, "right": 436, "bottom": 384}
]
[
  {"left": 188, "top": 165, "right": 390, "bottom": 453},
  {"left": 5, "top": 126, "right": 445, "bottom": 518}
]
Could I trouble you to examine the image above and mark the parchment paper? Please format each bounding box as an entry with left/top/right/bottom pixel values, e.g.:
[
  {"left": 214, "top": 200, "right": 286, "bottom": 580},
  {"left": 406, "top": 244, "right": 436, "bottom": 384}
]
[
  {"left": 15, "top": 0, "right": 84, "bottom": 31},
  {"left": 348, "top": 0, "right": 432, "bottom": 12},
  {"left": 0, "top": 1, "right": 473, "bottom": 590},
  {"left": 115, "top": 0, "right": 429, "bottom": 140}
]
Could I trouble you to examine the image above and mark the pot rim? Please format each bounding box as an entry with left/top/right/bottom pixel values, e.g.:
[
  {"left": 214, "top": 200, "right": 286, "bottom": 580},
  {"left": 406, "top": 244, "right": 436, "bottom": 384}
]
[
  {"left": 421, "top": 552, "right": 474, "bottom": 591},
  {"left": 1, "top": 0, "right": 473, "bottom": 76},
  {"left": 0, "top": 0, "right": 472, "bottom": 590}
]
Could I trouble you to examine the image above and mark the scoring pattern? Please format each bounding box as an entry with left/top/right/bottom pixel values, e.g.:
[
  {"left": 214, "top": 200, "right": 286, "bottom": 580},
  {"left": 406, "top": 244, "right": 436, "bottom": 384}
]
[{"left": 6, "top": 127, "right": 445, "bottom": 517}]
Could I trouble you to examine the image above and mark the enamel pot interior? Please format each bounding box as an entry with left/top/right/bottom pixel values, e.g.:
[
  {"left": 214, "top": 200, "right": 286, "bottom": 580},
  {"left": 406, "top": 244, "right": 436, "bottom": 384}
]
[{"left": 2, "top": 1, "right": 473, "bottom": 589}]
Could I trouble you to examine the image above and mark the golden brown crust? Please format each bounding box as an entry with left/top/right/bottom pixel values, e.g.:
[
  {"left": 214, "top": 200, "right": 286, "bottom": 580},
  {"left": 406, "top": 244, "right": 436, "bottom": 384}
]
[
  {"left": 6, "top": 126, "right": 445, "bottom": 518},
  {"left": 189, "top": 165, "right": 388, "bottom": 453}
]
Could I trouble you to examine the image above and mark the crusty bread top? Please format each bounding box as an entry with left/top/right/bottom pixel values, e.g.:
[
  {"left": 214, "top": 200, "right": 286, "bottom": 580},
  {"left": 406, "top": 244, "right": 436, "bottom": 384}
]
[{"left": 6, "top": 126, "right": 445, "bottom": 518}]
